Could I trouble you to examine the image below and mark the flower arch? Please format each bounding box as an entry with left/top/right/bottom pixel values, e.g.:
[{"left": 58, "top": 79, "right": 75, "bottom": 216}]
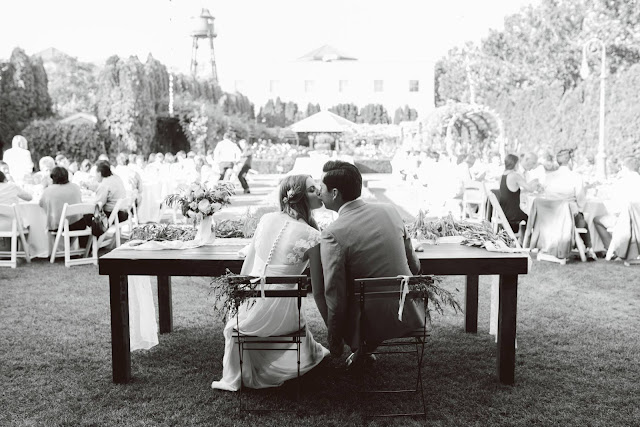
[{"left": 420, "top": 102, "right": 505, "bottom": 158}]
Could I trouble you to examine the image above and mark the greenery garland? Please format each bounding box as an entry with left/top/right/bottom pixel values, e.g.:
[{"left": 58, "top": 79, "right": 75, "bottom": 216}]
[
  {"left": 210, "top": 271, "right": 461, "bottom": 322},
  {"left": 407, "top": 211, "right": 516, "bottom": 248}
]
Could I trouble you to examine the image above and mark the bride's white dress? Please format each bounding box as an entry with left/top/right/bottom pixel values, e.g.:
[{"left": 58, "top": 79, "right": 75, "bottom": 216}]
[{"left": 211, "top": 212, "right": 329, "bottom": 391}]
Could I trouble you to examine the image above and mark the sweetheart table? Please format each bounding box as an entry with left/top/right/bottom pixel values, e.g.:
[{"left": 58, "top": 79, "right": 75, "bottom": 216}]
[{"left": 99, "top": 241, "right": 528, "bottom": 385}]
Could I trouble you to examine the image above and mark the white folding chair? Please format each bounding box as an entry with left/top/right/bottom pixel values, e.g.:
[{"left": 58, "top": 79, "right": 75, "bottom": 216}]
[
  {"left": 97, "top": 199, "right": 126, "bottom": 250},
  {"left": 50, "top": 203, "right": 98, "bottom": 267},
  {"left": 0, "top": 203, "right": 31, "bottom": 268},
  {"left": 462, "top": 181, "right": 486, "bottom": 220},
  {"left": 114, "top": 197, "right": 136, "bottom": 244}
]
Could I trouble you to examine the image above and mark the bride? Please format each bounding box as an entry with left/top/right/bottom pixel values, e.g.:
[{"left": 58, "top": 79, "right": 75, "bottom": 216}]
[{"left": 211, "top": 174, "right": 330, "bottom": 391}]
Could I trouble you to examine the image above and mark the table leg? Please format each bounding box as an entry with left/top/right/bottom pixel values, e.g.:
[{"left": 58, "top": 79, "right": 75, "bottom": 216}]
[
  {"left": 497, "top": 274, "right": 518, "bottom": 385},
  {"left": 158, "top": 275, "right": 173, "bottom": 334},
  {"left": 465, "top": 275, "right": 479, "bottom": 333},
  {"left": 109, "top": 274, "right": 131, "bottom": 384}
]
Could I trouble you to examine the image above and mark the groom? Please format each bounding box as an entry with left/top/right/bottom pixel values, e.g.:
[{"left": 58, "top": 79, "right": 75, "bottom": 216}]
[{"left": 315, "top": 160, "right": 424, "bottom": 363}]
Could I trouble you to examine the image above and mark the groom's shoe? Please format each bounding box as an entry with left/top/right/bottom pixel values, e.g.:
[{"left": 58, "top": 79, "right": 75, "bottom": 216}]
[{"left": 345, "top": 351, "right": 376, "bottom": 371}]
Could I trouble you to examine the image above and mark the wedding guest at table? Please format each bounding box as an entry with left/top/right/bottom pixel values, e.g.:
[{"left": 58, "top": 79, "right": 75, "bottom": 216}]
[
  {"left": 55, "top": 153, "right": 74, "bottom": 180},
  {"left": 72, "top": 159, "right": 98, "bottom": 191},
  {"left": 0, "top": 161, "right": 14, "bottom": 182},
  {"left": 521, "top": 152, "right": 546, "bottom": 185},
  {"left": 39, "top": 166, "right": 85, "bottom": 232},
  {"left": 593, "top": 156, "right": 640, "bottom": 254},
  {"left": 3, "top": 135, "right": 34, "bottom": 183},
  {"left": 34, "top": 156, "right": 56, "bottom": 188},
  {"left": 115, "top": 153, "right": 142, "bottom": 206},
  {"left": 499, "top": 154, "right": 539, "bottom": 234},
  {"left": 543, "top": 148, "right": 597, "bottom": 260},
  {"left": 0, "top": 171, "right": 32, "bottom": 229},
  {"left": 540, "top": 150, "right": 558, "bottom": 172},
  {"left": 94, "top": 160, "right": 128, "bottom": 222}
]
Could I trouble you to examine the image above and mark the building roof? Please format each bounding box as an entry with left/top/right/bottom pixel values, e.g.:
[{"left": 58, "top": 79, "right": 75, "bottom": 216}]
[
  {"left": 297, "top": 45, "right": 357, "bottom": 62},
  {"left": 34, "top": 47, "right": 73, "bottom": 61},
  {"left": 59, "top": 112, "right": 98, "bottom": 125}
]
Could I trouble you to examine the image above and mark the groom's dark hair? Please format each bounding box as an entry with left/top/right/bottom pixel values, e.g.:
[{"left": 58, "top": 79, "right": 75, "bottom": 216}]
[{"left": 322, "top": 160, "right": 362, "bottom": 202}]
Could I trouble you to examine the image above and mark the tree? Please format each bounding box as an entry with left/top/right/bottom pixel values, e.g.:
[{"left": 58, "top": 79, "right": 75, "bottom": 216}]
[
  {"left": 95, "top": 55, "right": 155, "bottom": 155},
  {"left": 0, "top": 47, "right": 52, "bottom": 151}
]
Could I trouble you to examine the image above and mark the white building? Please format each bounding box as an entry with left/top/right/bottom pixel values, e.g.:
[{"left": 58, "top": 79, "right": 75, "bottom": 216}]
[{"left": 226, "top": 45, "right": 435, "bottom": 119}]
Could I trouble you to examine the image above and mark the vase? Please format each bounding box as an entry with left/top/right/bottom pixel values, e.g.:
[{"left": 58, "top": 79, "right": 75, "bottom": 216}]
[{"left": 195, "top": 216, "right": 215, "bottom": 244}]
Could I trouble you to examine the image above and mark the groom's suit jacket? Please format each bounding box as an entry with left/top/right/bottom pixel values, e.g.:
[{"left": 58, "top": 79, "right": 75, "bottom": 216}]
[{"left": 319, "top": 199, "right": 424, "bottom": 354}]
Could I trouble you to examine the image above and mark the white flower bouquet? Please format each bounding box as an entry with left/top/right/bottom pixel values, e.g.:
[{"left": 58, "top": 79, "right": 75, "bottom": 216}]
[{"left": 164, "top": 181, "right": 235, "bottom": 224}]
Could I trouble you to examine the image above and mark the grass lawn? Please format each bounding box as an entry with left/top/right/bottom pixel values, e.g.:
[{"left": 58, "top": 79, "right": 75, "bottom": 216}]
[{"left": 1, "top": 256, "right": 639, "bottom": 426}]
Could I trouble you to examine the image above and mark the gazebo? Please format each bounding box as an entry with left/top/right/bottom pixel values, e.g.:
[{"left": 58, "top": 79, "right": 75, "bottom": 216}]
[{"left": 289, "top": 110, "right": 357, "bottom": 150}]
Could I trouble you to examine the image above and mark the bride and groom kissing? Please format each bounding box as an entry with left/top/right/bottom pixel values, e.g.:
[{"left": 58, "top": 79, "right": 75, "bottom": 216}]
[{"left": 212, "top": 160, "right": 424, "bottom": 391}]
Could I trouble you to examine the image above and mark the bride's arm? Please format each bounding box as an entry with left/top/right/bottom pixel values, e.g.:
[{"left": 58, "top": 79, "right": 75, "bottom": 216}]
[
  {"left": 306, "top": 245, "right": 328, "bottom": 324},
  {"left": 239, "top": 240, "right": 256, "bottom": 275}
]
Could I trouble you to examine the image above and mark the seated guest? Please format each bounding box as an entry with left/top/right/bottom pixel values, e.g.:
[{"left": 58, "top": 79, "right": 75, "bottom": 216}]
[
  {"left": 540, "top": 150, "right": 558, "bottom": 172},
  {"left": 593, "top": 156, "right": 640, "bottom": 254},
  {"left": 0, "top": 171, "right": 32, "bottom": 230},
  {"left": 39, "top": 166, "right": 85, "bottom": 232},
  {"left": 94, "top": 160, "right": 128, "bottom": 222},
  {"left": 72, "top": 159, "right": 98, "bottom": 191},
  {"left": 114, "top": 153, "right": 142, "bottom": 206},
  {"left": 521, "top": 152, "right": 546, "bottom": 186},
  {"left": 543, "top": 148, "right": 597, "bottom": 260},
  {"left": 499, "top": 154, "right": 540, "bottom": 234},
  {"left": 3, "top": 135, "right": 34, "bottom": 183},
  {"left": 0, "top": 161, "right": 13, "bottom": 182},
  {"left": 34, "top": 156, "right": 56, "bottom": 188}
]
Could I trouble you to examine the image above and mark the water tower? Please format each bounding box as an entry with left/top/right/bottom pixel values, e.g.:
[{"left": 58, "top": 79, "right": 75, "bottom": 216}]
[{"left": 190, "top": 8, "right": 218, "bottom": 83}]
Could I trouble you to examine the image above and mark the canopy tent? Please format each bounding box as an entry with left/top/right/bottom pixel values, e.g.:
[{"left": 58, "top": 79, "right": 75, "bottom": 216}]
[{"left": 289, "top": 110, "right": 357, "bottom": 133}]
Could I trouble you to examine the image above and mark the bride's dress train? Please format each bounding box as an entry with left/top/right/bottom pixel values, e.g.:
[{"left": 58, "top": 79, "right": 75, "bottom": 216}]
[{"left": 211, "top": 212, "right": 329, "bottom": 391}]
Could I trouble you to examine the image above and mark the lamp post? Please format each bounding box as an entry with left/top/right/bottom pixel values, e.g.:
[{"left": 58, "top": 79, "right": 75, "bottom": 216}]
[{"left": 580, "top": 38, "right": 607, "bottom": 180}]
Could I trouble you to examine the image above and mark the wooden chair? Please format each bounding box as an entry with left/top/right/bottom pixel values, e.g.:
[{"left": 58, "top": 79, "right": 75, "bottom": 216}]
[
  {"left": 231, "top": 275, "right": 310, "bottom": 412},
  {"left": 49, "top": 203, "right": 98, "bottom": 267},
  {"left": 352, "top": 276, "right": 430, "bottom": 420},
  {"left": 0, "top": 203, "right": 31, "bottom": 268}
]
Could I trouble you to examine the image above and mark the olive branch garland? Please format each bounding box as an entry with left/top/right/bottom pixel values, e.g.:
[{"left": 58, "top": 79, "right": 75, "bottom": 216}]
[{"left": 209, "top": 271, "right": 461, "bottom": 323}]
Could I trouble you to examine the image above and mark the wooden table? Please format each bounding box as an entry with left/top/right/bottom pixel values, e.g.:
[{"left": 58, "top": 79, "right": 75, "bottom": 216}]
[{"left": 99, "top": 242, "right": 528, "bottom": 385}]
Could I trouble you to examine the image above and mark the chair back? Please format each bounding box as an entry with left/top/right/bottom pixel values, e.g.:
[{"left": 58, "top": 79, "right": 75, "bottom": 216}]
[
  {"left": 63, "top": 202, "right": 95, "bottom": 218},
  {"left": 609, "top": 201, "right": 640, "bottom": 261},
  {"left": 0, "top": 203, "right": 31, "bottom": 267},
  {"left": 486, "top": 190, "right": 522, "bottom": 249},
  {"left": 0, "top": 203, "right": 27, "bottom": 233},
  {"left": 523, "top": 198, "right": 575, "bottom": 258},
  {"left": 353, "top": 276, "right": 428, "bottom": 344}
]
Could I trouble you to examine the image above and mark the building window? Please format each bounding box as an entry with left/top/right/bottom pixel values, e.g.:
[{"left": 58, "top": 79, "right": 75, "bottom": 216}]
[
  {"left": 269, "top": 80, "right": 279, "bottom": 93},
  {"left": 374, "top": 80, "right": 384, "bottom": 92},
  {"left": 338, "top": 80, "right": 349, "bottom": 92},
  {"left": 409, "top": 80, "right": 420, "bottom": 92},
  {"left": 305, "top": 80, "right": 315, "bottom": 93}
]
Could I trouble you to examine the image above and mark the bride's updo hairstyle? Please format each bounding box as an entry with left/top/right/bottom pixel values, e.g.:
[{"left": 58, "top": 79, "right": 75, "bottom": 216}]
[{"left": 279, "top": 174, "right": 319, "bottom": 229}]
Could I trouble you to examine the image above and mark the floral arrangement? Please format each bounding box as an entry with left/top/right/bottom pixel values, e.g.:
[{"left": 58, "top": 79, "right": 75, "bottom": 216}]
[
  {"left": 164, "top": 181, "right": 235, "bottom": 223},
  {"left": 407, "top": 211, "right": 516, "bottom": 249},
  {"left": 209, "top": 271, "right": 460, "bottom": 322}
]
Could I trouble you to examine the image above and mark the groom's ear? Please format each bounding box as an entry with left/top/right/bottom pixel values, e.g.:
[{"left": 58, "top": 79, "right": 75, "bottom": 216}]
[{"left": 331, "top": 188, "right": 340, "bottom": 200}]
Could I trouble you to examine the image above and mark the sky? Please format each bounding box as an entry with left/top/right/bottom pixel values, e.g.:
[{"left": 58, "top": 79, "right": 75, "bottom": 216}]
[{"left": 1, "top": 0, "right": 539, "bottom": 89}]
